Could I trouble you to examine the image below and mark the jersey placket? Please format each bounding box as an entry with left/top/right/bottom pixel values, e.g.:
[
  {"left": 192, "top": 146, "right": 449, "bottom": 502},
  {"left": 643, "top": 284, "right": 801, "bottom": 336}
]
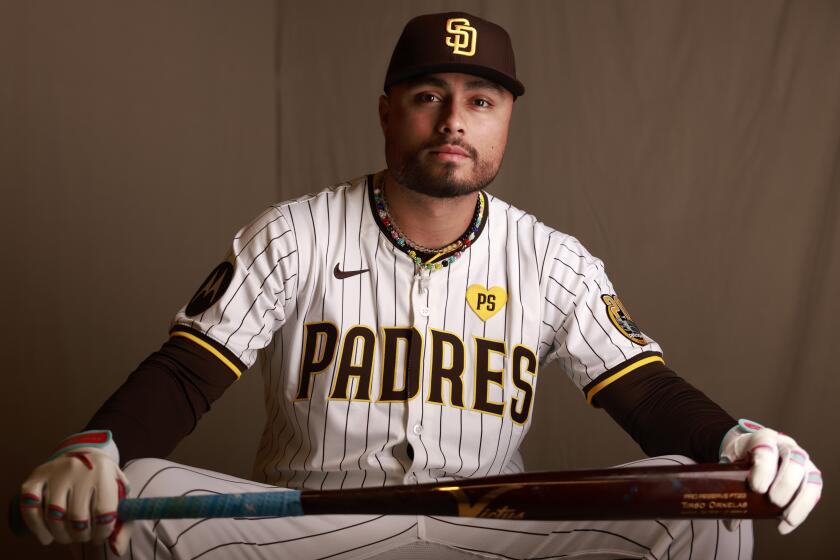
[{"left": 404, "top": 265, "right": 432, "bottom": 483}]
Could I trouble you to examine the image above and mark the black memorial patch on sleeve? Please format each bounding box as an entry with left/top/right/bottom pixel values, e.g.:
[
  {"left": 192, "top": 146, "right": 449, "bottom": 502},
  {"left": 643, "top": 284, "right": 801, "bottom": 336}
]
[{"left": 185, "top": 262, "right": 234, "bottom": 317}]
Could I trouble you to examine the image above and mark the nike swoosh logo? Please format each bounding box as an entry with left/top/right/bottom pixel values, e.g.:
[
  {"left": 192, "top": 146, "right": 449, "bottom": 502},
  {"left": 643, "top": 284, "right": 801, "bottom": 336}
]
[{"left": 334, "top": 263, "right": 370, "bottom": 280}]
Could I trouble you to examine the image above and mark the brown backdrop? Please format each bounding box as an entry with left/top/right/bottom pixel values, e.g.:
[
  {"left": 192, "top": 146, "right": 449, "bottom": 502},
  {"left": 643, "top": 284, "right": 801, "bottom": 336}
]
[{"left": 2, "top": 1, "right": 836, "bottom": 558}]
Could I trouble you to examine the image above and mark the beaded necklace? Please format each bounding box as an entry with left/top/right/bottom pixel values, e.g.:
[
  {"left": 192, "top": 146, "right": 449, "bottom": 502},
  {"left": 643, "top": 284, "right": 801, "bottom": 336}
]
[{"left": 372, "top": 179, "right": 484, "bottom": 270}]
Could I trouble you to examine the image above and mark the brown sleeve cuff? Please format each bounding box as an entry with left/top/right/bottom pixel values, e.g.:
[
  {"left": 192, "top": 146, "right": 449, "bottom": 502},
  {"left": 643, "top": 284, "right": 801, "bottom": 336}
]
[
  {"left": 583, "top": 351, "right": 665, "bottom": 406},
  {"left": 168, "top": 324, "right": 247, "bottom": 378}
]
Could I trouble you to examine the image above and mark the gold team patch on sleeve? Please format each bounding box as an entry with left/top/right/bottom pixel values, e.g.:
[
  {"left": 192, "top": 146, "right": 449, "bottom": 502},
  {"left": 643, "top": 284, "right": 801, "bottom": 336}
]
[
  {"left": 466, "top": 285, "right": 507, "bottom": 321},
  {"left": 602, "top": 294, "right": 648, "bottom": 345}
]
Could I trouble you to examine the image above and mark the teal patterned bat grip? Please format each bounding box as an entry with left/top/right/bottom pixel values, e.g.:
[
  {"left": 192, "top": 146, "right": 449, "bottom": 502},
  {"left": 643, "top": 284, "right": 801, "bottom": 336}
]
[
  {"left": 118, "top": 490, "right": 304, "bottom": 519},
  {"left": 9, "top": 491, "right": 303, "bottom": 537}
]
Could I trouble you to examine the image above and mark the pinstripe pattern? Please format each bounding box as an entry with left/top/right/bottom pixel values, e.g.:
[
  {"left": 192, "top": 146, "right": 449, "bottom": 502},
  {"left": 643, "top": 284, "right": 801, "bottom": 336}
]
[{"left": 172, "top": 174, "right": 662, "bottom": 491}]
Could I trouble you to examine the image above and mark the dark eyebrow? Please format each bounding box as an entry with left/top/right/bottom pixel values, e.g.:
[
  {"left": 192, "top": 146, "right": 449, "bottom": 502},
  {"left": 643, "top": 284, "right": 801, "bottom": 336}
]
[
  {"left": 464, "top": 78, "right": 506, "bottom": 95},
  {"left": 402, "top": 75, "right": 505, "bottom": 96},
  {"left": 403, "top": 76, "right": 451, "bottom": 90}
]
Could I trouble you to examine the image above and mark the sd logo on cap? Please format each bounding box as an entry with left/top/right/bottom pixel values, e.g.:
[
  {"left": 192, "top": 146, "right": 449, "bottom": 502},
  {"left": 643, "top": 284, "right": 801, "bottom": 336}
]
[
  {"left": 384, "top": 11, "right": 525, "bottom": 98},
  {"left": 445, "top": 17, "right": 477, "bottom": 56}
]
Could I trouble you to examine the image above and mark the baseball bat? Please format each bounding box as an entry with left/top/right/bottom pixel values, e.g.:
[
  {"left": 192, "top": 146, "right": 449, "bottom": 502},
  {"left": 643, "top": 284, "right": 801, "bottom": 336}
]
[{"left": 8, "top": 462, "right": 781, "bottom": 537}]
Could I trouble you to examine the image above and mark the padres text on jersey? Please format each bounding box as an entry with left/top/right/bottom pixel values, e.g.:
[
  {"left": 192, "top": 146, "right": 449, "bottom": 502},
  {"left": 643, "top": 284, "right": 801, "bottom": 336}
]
[{"left": 172, "top": 174, "right": 662, "bottom": 490}]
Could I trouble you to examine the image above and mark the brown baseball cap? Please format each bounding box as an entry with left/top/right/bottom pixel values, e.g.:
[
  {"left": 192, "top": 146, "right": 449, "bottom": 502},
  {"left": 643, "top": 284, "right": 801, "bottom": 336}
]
[{"left": 384, "top": 12, "right": 525, "bottom": 97}]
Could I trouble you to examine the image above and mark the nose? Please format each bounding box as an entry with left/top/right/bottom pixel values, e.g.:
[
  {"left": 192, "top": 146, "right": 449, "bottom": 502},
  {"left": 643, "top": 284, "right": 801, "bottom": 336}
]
[{"left": 437, "top": 100, "right": 465, "bottom": 136}]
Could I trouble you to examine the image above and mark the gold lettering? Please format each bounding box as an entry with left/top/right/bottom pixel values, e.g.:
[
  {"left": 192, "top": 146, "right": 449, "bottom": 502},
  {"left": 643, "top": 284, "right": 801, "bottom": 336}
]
[{"left": 440, "top": 485, "right": 521, "bottom": 517}]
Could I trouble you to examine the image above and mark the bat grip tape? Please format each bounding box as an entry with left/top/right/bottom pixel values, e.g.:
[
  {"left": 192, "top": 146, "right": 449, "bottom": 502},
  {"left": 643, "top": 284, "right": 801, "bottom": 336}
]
[
  {"left": 118, "top": 490, "right": 304, "bottom": 520},
  {"left": 9, "top": 491, "right": 303, "bottom": 537}
]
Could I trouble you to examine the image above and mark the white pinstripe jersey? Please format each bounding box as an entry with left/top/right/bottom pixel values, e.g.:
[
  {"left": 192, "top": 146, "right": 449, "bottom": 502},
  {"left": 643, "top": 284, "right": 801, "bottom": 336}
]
[{"left": 172, "top": 174, "right": 663, "bottom": 490}]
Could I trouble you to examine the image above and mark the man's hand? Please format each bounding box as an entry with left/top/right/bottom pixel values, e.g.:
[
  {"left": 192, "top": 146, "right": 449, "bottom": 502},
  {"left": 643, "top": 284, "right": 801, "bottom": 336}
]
[
  {"left": 720, "top": 419, "right": 822, "bottom": 534},
  {"left": 19, "top": 430, "right": 132, "bottom": 555}
]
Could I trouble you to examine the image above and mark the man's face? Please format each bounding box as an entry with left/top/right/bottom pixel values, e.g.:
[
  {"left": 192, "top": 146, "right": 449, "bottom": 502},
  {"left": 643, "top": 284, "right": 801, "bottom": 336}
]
[{"left": 379, "top": 72, "right": 514, "bottom": 198}]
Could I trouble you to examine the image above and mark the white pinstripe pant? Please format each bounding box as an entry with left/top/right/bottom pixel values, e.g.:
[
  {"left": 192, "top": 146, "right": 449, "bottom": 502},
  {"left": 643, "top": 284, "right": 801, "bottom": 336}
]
[{"left": 82, "top": 456, "right": 753, "bottom": 560}]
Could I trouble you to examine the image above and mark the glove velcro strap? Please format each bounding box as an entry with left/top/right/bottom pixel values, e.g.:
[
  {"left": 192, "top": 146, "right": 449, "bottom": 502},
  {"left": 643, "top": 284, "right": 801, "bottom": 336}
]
[
  {"left": 49, "top": 430, "right": 120, "bottom": 464},
  {"left": 718, "top": 418, "right": 768, "bottom": 462},
  {"left": 737, "top": 419, "right": 765, "bottom": 433}
]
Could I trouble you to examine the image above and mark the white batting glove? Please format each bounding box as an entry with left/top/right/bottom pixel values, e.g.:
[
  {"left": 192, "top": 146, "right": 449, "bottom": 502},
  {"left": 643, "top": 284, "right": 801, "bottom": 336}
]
[
  {"left": 19, "top": 430, "right": 132, "bottom": 555},
  {"left": 719, "top": 419, "right": 822, "bottom": 535}
]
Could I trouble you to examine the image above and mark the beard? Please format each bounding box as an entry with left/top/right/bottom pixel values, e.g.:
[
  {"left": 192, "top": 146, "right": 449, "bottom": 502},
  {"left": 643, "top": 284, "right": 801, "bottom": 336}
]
[{"left": 388, "top": 139, "right": 501, "bottom": 198}]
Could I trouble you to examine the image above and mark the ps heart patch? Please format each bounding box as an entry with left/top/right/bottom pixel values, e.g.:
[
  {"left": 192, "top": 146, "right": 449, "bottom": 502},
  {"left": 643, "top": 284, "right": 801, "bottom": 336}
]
[{"left": 466, "top": 285, "right": 507, "bottom": 321}]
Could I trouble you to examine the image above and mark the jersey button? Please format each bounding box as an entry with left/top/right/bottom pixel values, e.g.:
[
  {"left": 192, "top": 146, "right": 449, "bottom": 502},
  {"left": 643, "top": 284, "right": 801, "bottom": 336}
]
[
  {"left": 412, "top": 424, "right": 423, "bottom": 435},
  {"left": 419, "top": 307, "right": 431, "bottom": 317}
]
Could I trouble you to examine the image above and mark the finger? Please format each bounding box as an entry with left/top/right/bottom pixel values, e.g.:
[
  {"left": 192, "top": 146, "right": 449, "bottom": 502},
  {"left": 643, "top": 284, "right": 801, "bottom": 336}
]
[
  {"left": 43, "top": 482, "right": 73, "bottom": 544},
  {"left": 19, "top": 479, "right": 54, "bottom": 546},
  {"left": 118, "top": 467, "right": 132, "bottom": 498},
  {"left": 778, "top": 468, "right": 823, "bottom": 535},
  {"left": 67, "top": 483, "right": 94, "bottom": 543},
  {"left": 108, "top": 478, "right": 130, "bottom": 556},
  {"left": 768, "top": 437, "right": 808, "bottom": 507},
  {"left": 747, "top": 429, "right": 780, "bottom": 493},
  {"left": 723, "top": 518, "right": 741, "bottom": 532},
  {"left": 90, "top": 473, "right": 121, "bottom": 544},
  {"left": 109, "top": 521, "right": 132, "bottom": 557},
  {"left": 778, "top": 519, "right": 796, "bottom": 535}
]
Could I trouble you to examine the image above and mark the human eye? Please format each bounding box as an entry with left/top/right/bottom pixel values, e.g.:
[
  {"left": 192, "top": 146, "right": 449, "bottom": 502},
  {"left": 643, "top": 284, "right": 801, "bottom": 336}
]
[
  {"left": 469, "top": 96, "right": 497, "bottom": 110},
  {"left": 415, "top": 92, "right": 442, "bottom": 104}
]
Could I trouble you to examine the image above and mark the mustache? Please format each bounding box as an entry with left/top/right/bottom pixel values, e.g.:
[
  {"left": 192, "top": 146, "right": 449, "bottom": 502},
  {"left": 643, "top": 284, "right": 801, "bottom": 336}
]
[{"left": 423, "top": 138, "right": 478, "bottom": 160}]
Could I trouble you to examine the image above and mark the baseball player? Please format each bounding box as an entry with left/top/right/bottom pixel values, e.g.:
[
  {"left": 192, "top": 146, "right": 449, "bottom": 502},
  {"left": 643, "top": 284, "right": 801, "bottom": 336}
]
[{"left": 20, "top": 12, "right": 821, "bottom": 560}]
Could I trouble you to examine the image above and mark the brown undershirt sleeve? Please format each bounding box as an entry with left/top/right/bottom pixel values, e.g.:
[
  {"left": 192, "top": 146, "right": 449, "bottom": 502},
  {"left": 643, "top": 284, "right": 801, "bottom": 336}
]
[
  {"left": 84, "top": 326, "right": 244, "bottom": 466},
  {"left": 585, "top": 357, "right": 736, "bottom": 463}
]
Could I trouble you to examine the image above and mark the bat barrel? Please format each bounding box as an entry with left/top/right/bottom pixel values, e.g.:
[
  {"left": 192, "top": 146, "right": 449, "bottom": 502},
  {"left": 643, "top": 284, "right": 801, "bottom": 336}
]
[{"left": 301, "top": 463, "right": 782, "bottom": 520}]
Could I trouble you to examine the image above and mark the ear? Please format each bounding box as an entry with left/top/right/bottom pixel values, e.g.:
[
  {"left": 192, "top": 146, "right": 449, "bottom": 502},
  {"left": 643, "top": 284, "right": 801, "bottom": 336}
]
[{"left": 378, "top": 94, "right": 389, "bottom": 133}]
